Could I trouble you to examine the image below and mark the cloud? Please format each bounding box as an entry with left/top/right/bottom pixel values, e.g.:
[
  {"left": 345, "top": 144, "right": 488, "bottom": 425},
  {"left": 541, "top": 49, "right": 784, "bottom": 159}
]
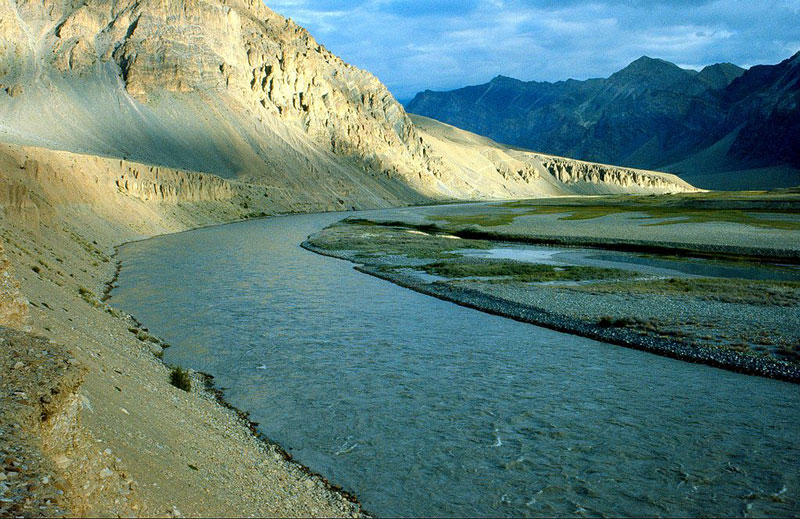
[{"left": 264, "top": 0, "right": 800, "bottom": 99}]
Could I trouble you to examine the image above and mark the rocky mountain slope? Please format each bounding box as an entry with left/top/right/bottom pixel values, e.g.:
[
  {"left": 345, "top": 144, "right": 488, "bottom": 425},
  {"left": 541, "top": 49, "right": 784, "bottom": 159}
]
[
  {"left": 407, "top": 54, "right": 800, "bottom": 189},
  {"left": 0, "top": 239, "right": 27, "bottom": 328},
  {"left": 0, "top": 0, "right": 690, "bottom": 201}
]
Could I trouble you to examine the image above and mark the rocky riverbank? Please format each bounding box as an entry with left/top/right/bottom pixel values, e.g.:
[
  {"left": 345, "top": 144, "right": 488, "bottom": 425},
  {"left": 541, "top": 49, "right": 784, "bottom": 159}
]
[{"left": 0, "top": 143, "right": 370, "bottom": 517}]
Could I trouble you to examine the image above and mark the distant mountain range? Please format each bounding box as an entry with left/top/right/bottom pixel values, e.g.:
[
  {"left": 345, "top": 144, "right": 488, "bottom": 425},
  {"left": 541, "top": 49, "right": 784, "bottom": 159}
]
[{"left": 407, "top": 53, "right": 800, "bottom": 189}]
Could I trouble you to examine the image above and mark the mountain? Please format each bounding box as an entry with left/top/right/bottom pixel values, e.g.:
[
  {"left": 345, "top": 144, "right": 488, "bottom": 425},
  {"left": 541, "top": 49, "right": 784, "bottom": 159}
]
[
  {"left": 407, "top": 54, "right": 800, "bottom": 189},
  {"left": 0, "top": 0, "right": 691, "bottom": 208},
  {"left": 697, "top": 63, "right": 747, "bottom": 90}
]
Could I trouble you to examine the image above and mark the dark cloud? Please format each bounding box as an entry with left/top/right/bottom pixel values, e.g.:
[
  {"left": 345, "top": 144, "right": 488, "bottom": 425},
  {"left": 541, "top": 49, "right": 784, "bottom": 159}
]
[{"left": 265, "top": 0, "right": 800, "bottom": 99}]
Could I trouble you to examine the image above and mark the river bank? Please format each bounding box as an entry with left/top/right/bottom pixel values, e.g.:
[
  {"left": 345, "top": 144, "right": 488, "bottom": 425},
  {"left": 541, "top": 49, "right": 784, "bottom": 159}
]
[
  {"left": 110, "top": 210, "right": 800, "bottom": 517},
  {"left": 0, "top": 142, "right": 375, "bottom": 516},
  {"left": 302, "top": 208, "right": 800, "bottom": 383},
  {"left": 2, "top": 139, "right": 797, "bottom": 514}
]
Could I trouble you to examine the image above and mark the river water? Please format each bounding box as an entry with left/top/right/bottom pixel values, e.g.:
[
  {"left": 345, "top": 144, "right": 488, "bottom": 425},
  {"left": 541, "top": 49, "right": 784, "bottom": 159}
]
[{"left": 111, "top": 212, "right": 800, "bottom": 517}]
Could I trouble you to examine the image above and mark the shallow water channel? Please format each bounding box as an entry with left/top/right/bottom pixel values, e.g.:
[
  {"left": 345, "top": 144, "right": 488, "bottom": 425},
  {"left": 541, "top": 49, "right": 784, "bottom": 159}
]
[
  {"left": 458, "top": 246, "right": 800, "bottom": 281},
  {"left": 111, "top": 212, "right": 800, "bottom": 517}
]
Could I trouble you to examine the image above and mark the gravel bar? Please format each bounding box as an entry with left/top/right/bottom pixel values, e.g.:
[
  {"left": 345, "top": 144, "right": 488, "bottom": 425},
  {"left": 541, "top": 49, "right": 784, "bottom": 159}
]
[{"left": 302, "top": 241, "right": 800, "bottom": 384}]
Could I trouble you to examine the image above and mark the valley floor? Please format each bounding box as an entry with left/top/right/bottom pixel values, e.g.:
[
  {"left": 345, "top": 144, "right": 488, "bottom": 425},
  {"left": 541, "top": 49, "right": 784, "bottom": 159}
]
[
  {"left": 1, "top": 139, "right": 797, "bottom": 515},
  {"left": 304, "top": 193, "right": 800, "bottom": 382}
]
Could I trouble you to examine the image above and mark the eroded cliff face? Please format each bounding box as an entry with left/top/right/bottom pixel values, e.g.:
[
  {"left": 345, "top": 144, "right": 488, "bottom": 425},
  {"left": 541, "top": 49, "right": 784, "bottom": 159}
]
[
  {"left": 536, "top": 155, "right": 683, "bottom": 190},
  {"left": 115, "top": 165, "right": 235, "bottom": 203},
  {"left": 0, "top": 0, "right": 693, "bottom": 201},
  {"left": 0, "top": 0, "right": 454, "bottom": 196},
  {"left": 411, "top": 115, "right": 696, "bottom": 197}
]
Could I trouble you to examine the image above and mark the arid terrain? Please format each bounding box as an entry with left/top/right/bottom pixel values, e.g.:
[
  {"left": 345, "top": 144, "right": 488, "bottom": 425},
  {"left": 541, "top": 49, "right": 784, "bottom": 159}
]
[
  {"left": 0, "top": 0, "right": 695, "bottom": 514},
  {"left": 1, "top": 0, "right": 795, "bottom": 516},
  {"left": 0, "top": 142, "right": 371, "bottom": 516}
]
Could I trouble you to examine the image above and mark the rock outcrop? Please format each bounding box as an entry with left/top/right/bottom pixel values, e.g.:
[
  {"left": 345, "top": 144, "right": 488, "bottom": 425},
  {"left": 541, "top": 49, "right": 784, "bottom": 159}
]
[
  {"left": 0, "top": 0, "right": 693, "bottom": 202},
  {"left": 537, "top": 155, "right": 681, "bottom": 190},
  {"left": 115, "top": 165, "right": 235, "bottom": 203},
  {"left": 0, "top": 240, "right": 28, "bottom": 329},
  {"left": 0, "top": 0, "right": 445, "bottom": 197},
  {"left": 412, "top": 115, "right": 695, "bottom": 197}
]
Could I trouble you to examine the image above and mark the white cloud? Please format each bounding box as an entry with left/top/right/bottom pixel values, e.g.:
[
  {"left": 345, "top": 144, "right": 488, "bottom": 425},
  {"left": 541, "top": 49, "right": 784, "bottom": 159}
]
[{"left": 263, "top": 0, "right": 800, "bottom": 99}]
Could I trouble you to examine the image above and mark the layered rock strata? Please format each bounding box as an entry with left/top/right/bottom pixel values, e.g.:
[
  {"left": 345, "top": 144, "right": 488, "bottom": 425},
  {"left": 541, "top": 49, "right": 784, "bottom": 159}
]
[{"left": 0, "top": 0, "right": 694, "bottom": 200}]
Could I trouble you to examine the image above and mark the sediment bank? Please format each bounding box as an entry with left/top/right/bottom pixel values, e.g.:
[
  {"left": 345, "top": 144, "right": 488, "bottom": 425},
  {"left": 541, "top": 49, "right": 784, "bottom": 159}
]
[
  {"left": 301, "top": 213, "right": 800, "bottom": 384},
  {"left": 0, "top": 142, "right": 375, "bottom": 516}
]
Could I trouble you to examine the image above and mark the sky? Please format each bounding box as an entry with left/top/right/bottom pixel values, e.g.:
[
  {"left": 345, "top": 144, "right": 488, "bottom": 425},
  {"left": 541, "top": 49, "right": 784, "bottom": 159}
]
[{"left": 265, "top": 0, "right": 800, "bottom": 101}]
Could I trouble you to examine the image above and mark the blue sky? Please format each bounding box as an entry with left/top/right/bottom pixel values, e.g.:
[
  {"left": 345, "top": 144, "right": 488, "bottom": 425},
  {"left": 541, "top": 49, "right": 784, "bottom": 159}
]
[{"left": 265, "top": 0, "right": 800, "bottom": 100}]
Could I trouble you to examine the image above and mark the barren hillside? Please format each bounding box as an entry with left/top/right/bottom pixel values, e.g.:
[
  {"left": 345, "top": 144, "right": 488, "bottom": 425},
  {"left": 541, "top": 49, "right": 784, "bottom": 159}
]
[{"left": 0, "top": 0, "right": 692, "bottom": 201}]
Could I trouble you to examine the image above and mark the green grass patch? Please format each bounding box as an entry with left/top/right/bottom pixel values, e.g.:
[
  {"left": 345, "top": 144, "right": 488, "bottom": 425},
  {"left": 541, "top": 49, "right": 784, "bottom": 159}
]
[
  {"left": 639, "top": 209, "right": 800, "bottom": 230},
  {"left": 429, "top": 212, "right": 519, "bottom": 227},
  {"left": 419, "top": 260, "right": 636, "bottom": 283},
  {"left": 494, "top": 194, "right": 800, "bottom": 230},
  {"left": 501, "top": 204, "right": 800, "bottom": 230},
  {"left": 308, "top": 220, "right": 491, "bottom": 259},
  {"left": 572, "top": 277, "right": 800, "bottom": 306}
]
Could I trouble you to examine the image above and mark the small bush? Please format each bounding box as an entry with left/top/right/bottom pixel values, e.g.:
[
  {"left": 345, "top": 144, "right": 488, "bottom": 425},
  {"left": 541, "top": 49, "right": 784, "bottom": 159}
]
[
  {"left": 170, "top": 366, "right": 191, "bottom": 392},
  {"left": 598, "top": 316, "right": 614, "bottom": 327},
  {"left": 598, "top": 316, "right": 634, "bottom": 328},
  {"left": 78, "top": 286, "right": 103, "bottom": 308}
]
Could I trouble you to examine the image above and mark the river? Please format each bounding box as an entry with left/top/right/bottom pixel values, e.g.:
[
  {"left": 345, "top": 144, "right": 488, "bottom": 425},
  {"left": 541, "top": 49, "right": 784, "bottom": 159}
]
[{"left": 110, "top": 211, "right": 800, "bottom": 517}]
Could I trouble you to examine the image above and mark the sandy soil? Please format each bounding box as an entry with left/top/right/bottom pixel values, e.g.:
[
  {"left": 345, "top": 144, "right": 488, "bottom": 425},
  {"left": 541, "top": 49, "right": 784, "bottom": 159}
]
[{"left": 0, "top": 143, "right": 366, "bottom": 517}]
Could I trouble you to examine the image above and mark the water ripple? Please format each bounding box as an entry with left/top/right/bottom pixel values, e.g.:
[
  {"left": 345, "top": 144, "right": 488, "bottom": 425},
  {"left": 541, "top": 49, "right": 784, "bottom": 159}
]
[{"left": 112, "top": 212, "right": 800, "bottom": 517}]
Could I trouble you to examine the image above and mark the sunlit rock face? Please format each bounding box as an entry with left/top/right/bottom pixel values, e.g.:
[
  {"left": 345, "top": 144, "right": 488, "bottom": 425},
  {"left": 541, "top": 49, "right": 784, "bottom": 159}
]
[{"left": 0, "top": 0, "right": 695, "bottom": 201}]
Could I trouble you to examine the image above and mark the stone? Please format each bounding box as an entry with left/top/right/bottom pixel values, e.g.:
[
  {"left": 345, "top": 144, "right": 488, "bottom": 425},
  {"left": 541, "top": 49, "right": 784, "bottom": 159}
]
[
  {"left": 99, "top": 467, "right": 114, "bottom": 479},
  {"left": 147, "top": 342, "right": 163, "bottom": 356},
  {"left": 53, "top": 455, "right": 71, "bottom": 469}
]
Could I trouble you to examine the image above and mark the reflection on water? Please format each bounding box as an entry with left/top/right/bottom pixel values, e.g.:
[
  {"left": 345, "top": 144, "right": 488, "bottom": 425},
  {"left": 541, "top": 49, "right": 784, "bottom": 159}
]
[
  {"left": 461, "top": 245, "right": 800, "bottom": 281},
  {"left": 112, "top": 213, "right": 800, "bottom": 517}
]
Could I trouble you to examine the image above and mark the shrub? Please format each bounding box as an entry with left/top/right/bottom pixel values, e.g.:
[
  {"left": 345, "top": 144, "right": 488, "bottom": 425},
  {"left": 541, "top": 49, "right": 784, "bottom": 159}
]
[
  {"left": 598, "top": 316, "right": 614, "bottom": 327},
  {"left": 598, "top": 316, "right": 634, "bottom": 328},
  {"left": 170, "top": 367, "right": 191, "bottom": 392},
  {"left": 78, "top": 286, "right": 102, "bottom": 308}
]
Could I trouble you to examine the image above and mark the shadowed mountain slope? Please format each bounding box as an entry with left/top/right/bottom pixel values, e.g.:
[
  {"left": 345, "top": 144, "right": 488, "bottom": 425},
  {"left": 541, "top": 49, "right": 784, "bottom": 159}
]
[{"left": 408, "top": 54, "right": 800, "bottom": 189}]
